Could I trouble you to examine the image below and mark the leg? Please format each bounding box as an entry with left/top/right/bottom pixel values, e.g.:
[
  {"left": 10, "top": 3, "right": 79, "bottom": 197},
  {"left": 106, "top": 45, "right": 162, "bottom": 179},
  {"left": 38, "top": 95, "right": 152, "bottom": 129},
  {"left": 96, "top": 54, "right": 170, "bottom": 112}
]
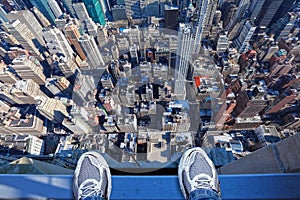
[
  {"left": 178, "top": 147, "right": 221, "bottom": 200},
  {"left": 73, "top": 151, "right": 112, "bottom": 200}
]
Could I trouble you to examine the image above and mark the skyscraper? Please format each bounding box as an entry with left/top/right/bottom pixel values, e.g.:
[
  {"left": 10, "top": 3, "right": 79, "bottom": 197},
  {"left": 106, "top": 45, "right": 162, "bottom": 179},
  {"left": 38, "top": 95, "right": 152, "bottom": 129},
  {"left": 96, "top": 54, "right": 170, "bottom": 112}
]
[
  {"left": 99, "top": 0, "right": 111, "bottom": 19},
  {"left": 164, "top": 5, "right": 179, "bottom": 30},
  {"left": 31, "top": 7, "right": 51, "bottom": 28},
  {"left": 111, "top": 5, "right": 127, "bottom": 21},
  {"left": 226, "top": 0, "right": 251, "bottom": 31},
  {"left": 48, "top": 0, "right": 63, "bottom": 18},
  {"left": 124, "top": 0, "right": 142, "bottom": 19},
  {"left": 64, "top": 23, "right": 87, "bottom": 61},
  {"left": 82, "top": 0, "right": 106, "bottom": 25},
  {"left": 174, "top": 23, "right": 193, "bottom": 100},
  {"left": 12, "top": 79, "right": 45, "bottom": 104},
  {"left": 255, "top": 0, "right": 284, "bottom": 27},
  {"left": 61, "top": 0, "right": 76, "bottom": 16},
  {"left": 73, "top": 2, "right": 90, "bottom": 21},
  {"left": 11, "top": 55, "right": 46, "bottom": 85},
  {"left": 193, "top": 0, "right": 209, "bottom": 54},
  {"left": 73, "top": 2, "right": 98, "bottom": 36},
  {"left": 29, "top": 0, "right": 56, "bottom": 24},
  {"left": 7, "top": 10, "right": 45, "bottom": 46},
  {"left": 234, "top": 20, "right": 256, "bottom": 53},
  {"left": 79, "top": 34, "right": 105, "bottom": 69},
  {"left": 0, "top": 6, "right": 9, "bottom": 23},
  {"left": 249, "top": 0, "right": 265, "bottom": 23},
  {"left": 35, "top": 95, "right": 69, "bottom": 123},
  {"left": 2, "top": 20, "right": 44, "bottom": 60},
  {"left": 42, "top": 27, "right": 74, "bottom": 59}
]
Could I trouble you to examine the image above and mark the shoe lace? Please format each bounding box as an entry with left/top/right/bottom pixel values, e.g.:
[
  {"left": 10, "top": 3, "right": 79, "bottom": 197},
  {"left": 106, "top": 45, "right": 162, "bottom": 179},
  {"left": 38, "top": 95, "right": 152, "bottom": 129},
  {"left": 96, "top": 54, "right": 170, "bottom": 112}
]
[
  {"left": 80, "top": 181, "right": 103, "bottom": 199},
  {"left": 193, "top": 174, "right": 213, "bottom": 190}
]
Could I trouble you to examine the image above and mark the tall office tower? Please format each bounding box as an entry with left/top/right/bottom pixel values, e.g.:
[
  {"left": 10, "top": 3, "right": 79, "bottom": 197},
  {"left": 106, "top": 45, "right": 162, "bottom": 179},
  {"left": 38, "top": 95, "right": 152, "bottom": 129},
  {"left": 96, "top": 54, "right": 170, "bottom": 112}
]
[
  {"left": 177, "top": 0, "right": 190, "bottom": 21},
  {"left": 29, "top": 0, "right": 56, "bottom": 24},
  {"left": 61, "top": 0, "right": 76, "bottom": 16},
  {"left": 206, "top": 0, "right": 218, "bottom": 26},
  {"left": 63, "top": 105, "right": 92, "bottom": 134},
  {"left": 99, "top": 0, "right": 111, "bottom": 19},
  {"left": 0, "top": 82, "right": 44, "bottom": 106},
  {"left": 141, "top": 0, "right": 163, "bottom": 17},
  {"left": 111, "top": 5, "right": 127, "bottom": 21},
  {"left": 164, "top": 5, "right": 179, "bottom": 30},
  {"left": 221, "top": 2, "right": 237, "bottom": 28},
  {"left": 79, "top": 34, "right": 105, "bottom": 69},
  {"left": 64, "top": 23, "right": 87, "bottom": 61},
  {"left": 7, "top": 10, "right": 45, "bottom": 47},
  {"left": 0, "top": 6, "right": 9, "bottom": 23},
  {"left": 73, "top": 2, "right": 90, "bottom": 21},
  {"left": 2, "top": 20, "right": 44, "bottom": 60},
  {"left": 174, "top": 23, "right": 193, "bottom": 100},
  {"left": 124, "top": 0, "right": 142, "bottom": 19},
  {"left": 63, "top": 116, "right": 92, "bottom": 134},
  {"left": 234, "top": 20, "right": 256, "bottom": 54},
  {"left": 31, "top": 7, "right": 51, "bottom": 28},
  {"left": 42, "top": 27, "right": 74, "bottom": 59},
  {"left": 11, "top": 56, "right": 46, "bottom": 85},
  {"left": 11, "top": 79, "right": 45, "bottom": 104},
  {"left": 248, "top": 0, "right": 265, "bottom": 23},
  {"left": 276, "top": 13, "right": 297, "bottom": 41},
  {"left": 54, "top": 56, "right": 79, "bottom": 78},
  {"left": 233, "top": 89, "right": 267, "bottom": 118},
  {"left": 0, "top": 61, "right": 20, "bottom": 84},
  {"left": 193, "top": 0, "right": 209, "bottom": 54},
  {"left": 200, "top": 0, "right": 219, "bottom": 38},
  {"left": 82, "top": 0, "right": 106, "bottom": 25},
  {"left": 271, "top": 0, "right": 295, "bottom": 25},
  {"left": 226, "top": 0, "right": 251, "bottom": 31},
  {"left": 73, "top": 2, "right": 98, "bottom": 35},
  {"left": 35, "top": 95, "right": 69, "bottom": 123},
  {"left": 48, "top": 0, "right": 63, "bottom": 18},
  {"left": 255, "top": 0, "right": 284, "bottom": 27}
]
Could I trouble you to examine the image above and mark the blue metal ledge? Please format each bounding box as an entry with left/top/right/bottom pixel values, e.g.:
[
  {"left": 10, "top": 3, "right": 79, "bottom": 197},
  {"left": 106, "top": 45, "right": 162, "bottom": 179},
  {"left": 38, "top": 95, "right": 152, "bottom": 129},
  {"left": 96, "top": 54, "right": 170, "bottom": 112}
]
[{"left": 0, "top": 174, "right": 300, "bottom": 199}]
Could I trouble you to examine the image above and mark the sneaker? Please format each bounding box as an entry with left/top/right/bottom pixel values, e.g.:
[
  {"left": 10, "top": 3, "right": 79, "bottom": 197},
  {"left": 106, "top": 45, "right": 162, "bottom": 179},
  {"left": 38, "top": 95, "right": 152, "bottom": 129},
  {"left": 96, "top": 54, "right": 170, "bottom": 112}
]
[
  {"left": 73, "top": 151, "right": 112, "bottom": 200},
  {"left": 178, "top": 147, "right": 219, "bottom": 199}
]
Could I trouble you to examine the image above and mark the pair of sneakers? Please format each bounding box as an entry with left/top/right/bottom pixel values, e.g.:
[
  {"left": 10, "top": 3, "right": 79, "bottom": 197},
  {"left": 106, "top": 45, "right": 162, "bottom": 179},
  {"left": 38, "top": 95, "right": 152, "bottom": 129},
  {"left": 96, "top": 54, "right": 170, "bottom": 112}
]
[{"left": 73, "top": 148, "right": 219, "bottom": 200}]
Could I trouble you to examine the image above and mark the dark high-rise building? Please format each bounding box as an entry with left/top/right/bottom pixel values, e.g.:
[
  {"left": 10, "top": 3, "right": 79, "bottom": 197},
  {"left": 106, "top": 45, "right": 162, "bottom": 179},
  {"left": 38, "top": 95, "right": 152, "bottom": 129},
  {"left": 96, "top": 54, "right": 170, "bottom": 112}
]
[
  {"left": 270, "top": 0, "right": 295, "bottom": 26},
  {"left": 61, "top": 0, "right": 76, "bottom": 16},
  {"left": 29, "top": 0, "right": 56, "bottom": 24},
  {"left": 111, "top": 5, "right": 127, "bottom": 21},
  {"left": 233, "top": 89, "right": 267, "bottom": 118},
  {"left": 221, "top": 2, "right": 237, "bottom": 28},
  {"left": 164, "top": 5, "right": 179, "bottom": 30},
  {"left": 255, "top": 0, "right": 283, "bottom": 27}
]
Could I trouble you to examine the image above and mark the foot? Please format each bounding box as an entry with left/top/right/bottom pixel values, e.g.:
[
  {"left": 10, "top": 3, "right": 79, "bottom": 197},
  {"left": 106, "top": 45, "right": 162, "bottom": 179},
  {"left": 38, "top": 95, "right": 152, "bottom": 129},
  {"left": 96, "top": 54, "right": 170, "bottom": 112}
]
[
  {"left": 178, "top": 147, "right": 219, "bottom": 199},
  {"left": 73, "top": 151, "right": 112, "bottom": 200}
]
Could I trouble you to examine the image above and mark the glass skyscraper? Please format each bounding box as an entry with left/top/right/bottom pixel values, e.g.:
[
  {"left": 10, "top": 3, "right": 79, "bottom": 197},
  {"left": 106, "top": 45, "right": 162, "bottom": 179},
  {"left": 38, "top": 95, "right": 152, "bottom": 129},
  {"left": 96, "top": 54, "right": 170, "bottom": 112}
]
[
  {"left": 29, "top": 0, "right": 56, "bottom": 25},
  {"left": 83, "top": 0, "right": 106, "bottom": 25}
]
